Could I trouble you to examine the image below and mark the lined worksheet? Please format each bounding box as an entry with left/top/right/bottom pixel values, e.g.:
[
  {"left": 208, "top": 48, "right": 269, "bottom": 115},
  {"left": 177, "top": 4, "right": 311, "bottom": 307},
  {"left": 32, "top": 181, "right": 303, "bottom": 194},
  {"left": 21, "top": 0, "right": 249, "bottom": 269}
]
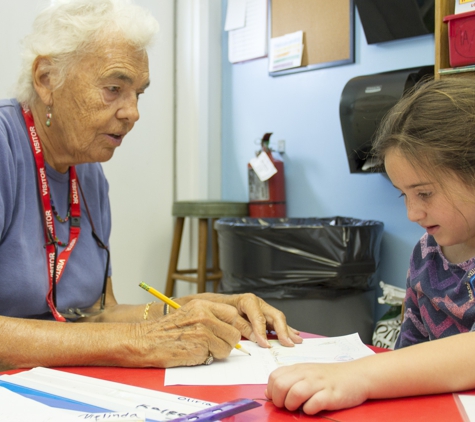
[{"left": 165, "top": 333, "right": 374, "bottom": 386}]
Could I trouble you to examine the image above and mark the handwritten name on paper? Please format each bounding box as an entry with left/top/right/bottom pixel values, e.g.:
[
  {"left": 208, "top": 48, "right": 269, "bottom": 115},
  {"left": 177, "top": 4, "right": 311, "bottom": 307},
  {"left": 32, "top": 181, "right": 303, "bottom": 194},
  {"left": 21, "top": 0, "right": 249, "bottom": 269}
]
[
  {"left": 136, "top": 404, "right": 187, "bottom": 418},
  {"left": 177, "top": 396, "right": 214, "bottom": 406},
  {"left": 79, "top": 413, "right": 144, "bottom": 421},
  {"left": 135, "top": 397, "right": 213, "bottom": 418}
]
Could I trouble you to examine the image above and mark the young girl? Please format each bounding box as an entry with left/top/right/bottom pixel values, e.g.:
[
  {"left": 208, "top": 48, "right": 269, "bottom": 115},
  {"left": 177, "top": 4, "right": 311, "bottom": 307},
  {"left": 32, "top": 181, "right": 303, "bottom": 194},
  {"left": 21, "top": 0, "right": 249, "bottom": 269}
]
[{"left": 265, "top": 78, "right": 475, "bottom": 414}]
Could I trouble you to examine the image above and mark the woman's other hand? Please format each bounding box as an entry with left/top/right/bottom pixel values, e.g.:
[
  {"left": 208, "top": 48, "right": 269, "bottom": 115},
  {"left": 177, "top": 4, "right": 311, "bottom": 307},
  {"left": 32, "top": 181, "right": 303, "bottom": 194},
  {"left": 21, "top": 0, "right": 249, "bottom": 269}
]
[{"left": 175, "top": 293, "right": 303, "bottom": 348}]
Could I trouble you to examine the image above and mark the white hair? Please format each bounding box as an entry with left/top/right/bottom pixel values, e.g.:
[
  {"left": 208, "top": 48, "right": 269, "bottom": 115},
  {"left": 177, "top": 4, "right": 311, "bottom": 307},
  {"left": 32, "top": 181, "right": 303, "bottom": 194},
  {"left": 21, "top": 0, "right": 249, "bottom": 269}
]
[{"left": 16, "top": 0, "right": 159, "bottom": 104}]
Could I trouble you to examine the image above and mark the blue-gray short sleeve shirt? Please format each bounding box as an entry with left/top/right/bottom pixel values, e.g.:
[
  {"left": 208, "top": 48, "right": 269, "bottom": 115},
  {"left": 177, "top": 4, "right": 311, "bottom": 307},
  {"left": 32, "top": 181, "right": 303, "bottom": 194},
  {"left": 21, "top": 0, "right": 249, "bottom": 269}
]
[{"left": 0, "top": 99, "right": 112, "bottom": 319}]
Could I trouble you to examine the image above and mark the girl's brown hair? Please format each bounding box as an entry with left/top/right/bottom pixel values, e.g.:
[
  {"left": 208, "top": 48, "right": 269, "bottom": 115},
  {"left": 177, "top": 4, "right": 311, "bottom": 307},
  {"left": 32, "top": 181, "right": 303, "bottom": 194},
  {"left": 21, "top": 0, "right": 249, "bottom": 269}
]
[{"left": 372, "top": 78, "right": 475, "bottom": 188}]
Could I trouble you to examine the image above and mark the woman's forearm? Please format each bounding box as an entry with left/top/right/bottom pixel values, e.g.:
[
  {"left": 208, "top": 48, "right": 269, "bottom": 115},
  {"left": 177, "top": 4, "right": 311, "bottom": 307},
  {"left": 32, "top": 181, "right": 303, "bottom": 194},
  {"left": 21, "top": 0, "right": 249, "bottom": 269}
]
[
  {"left": 0, "top": 299, "right": 244, "bottom": 370},
  {"left": 0, "top": 316, "right": 140, "bottom": 370}
]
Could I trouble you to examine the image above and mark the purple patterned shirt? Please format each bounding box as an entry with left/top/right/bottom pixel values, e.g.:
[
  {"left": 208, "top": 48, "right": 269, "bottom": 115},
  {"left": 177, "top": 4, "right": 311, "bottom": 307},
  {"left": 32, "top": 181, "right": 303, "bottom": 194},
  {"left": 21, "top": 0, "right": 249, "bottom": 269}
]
[{"left": 395, "top": 233, "right": 475, "bottom": 349}]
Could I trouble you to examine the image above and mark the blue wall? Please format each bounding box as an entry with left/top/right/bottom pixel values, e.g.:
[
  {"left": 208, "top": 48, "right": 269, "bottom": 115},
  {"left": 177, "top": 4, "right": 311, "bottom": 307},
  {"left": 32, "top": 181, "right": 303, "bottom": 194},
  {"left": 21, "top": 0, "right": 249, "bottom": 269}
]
[{"left": 221, "top": 5, "right": 433, "bottom": 320}]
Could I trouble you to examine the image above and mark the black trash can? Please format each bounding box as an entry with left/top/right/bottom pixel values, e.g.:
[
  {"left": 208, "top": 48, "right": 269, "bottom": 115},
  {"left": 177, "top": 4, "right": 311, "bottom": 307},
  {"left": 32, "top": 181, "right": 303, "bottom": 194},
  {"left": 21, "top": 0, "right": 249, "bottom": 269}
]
[{"left": 215, "top": 217, "right": 384, "bottom": 343}]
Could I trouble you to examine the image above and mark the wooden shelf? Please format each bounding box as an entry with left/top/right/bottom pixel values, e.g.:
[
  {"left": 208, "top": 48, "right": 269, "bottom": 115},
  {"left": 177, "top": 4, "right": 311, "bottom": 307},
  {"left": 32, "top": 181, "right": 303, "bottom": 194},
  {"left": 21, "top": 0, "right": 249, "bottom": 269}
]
[
  {"left": 435, "top": 0, "right": 455, "bottom": 78},
  {"left": 439, "top": 69, "right": 475, "bottom": 78}
]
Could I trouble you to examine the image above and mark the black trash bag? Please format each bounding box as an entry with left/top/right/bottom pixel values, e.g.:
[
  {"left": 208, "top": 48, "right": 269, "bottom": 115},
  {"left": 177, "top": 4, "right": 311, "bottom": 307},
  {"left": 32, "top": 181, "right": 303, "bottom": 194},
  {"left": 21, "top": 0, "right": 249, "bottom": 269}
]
[{"left": 215, "top": 217, "right": 384, "bottom": 300}]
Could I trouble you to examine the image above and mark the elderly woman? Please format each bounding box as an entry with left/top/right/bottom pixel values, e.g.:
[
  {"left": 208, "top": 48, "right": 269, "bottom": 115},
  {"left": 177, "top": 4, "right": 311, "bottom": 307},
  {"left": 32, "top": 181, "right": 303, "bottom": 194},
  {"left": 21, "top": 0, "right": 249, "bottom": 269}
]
[{"left": 0, "top": 0, "right": 301, "bottom": 371}]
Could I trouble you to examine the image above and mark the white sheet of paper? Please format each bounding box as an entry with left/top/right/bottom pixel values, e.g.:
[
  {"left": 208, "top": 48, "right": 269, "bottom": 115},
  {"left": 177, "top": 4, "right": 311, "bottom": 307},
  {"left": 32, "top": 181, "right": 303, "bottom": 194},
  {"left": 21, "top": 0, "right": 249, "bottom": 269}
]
[
  {"left": 268, "top": 31, "right": 304, "bottom": 72},
  {"left": 0, "top": 387, "right": 146, "bottom": 422},
  {"left": 165, "top": 333, "right": 375, "bottom": 386},
  {"left": 1, "top": 368, "right": 214, "bottom": 421},
  {"left": 455, "top": 394, "right": 475, "bottom": 422},
  {"left": 228, "top": 0, "right": 267, "bottom": 63},
  {"left": 224, "top": 0, "right": 247, "bottom": 31}
]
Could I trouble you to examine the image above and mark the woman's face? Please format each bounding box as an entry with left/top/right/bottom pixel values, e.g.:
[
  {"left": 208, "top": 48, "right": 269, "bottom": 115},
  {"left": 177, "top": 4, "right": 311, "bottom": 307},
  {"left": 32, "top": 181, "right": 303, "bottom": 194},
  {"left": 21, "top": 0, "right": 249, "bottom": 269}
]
[{"left": 47, "top": 39, "right": 150, "bottom": 167}]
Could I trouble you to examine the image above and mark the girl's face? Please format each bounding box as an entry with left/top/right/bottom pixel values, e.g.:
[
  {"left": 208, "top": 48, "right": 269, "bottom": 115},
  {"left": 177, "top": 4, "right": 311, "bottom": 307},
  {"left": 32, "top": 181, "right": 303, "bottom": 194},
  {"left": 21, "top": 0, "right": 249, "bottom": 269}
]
[{"left": 385, "top": 148, "right": 475, "bottom": 263}]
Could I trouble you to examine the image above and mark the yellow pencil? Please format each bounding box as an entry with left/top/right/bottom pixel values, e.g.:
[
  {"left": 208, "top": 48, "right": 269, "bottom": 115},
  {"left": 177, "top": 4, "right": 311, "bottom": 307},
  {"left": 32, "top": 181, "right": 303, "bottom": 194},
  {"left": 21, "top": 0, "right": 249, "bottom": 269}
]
[{"left": 139, "top": 282, "right": 251, "bottom": 356}]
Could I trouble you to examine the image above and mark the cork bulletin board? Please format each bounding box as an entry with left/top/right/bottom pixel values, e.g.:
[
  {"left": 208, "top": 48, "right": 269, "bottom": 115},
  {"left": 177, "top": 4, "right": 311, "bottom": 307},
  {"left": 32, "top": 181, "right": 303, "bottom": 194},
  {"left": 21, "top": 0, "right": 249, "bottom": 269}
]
[{"left": 269, "top": 0, "right": 355, "bottom": 76}]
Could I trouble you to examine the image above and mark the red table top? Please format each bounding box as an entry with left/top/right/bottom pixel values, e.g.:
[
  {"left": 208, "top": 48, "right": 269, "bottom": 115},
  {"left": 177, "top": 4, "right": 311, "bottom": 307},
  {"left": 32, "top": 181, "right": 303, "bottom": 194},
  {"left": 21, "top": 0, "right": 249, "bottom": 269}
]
[{"left": 2, "top": 333, "right": 471, "bottom": 421}]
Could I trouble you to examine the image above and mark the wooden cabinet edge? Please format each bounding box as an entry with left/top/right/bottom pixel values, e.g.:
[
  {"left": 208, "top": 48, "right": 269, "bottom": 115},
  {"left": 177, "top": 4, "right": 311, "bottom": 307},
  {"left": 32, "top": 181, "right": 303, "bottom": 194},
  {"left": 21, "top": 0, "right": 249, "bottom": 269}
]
[{"left": 435, "top": 0, "right": 455, "bottom": 79}]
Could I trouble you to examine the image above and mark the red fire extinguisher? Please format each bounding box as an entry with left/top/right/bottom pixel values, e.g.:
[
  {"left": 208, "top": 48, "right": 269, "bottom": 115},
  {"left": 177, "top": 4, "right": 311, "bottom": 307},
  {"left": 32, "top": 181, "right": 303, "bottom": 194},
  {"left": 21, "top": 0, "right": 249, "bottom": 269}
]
[{"left": 248, "top": 133, "right": 286, "bottom": 218}]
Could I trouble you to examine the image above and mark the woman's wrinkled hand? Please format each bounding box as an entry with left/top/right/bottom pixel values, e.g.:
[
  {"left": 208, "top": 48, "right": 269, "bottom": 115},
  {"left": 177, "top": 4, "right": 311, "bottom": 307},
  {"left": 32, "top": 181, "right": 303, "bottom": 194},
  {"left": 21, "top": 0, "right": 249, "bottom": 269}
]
[
  {"left": 175, "top": 293, "right": 303, "bottom": 348},
  {"left": 135, "top": 299, "right": 245, "bottom": 367}
]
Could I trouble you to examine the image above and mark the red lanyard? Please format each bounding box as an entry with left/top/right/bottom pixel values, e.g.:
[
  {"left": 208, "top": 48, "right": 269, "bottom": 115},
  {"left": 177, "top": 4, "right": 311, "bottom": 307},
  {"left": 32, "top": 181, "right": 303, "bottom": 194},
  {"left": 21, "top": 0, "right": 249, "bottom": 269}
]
[{"left": 21, "top": 105, "right": 81, "bottom": 322}]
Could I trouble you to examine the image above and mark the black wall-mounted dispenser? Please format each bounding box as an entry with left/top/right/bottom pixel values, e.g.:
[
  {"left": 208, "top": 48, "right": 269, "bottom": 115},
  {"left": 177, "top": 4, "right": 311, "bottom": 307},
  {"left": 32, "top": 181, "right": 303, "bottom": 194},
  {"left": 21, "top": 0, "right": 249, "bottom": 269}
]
[{"left": 339, "top": 66, "right": 433, "bottom": 174}]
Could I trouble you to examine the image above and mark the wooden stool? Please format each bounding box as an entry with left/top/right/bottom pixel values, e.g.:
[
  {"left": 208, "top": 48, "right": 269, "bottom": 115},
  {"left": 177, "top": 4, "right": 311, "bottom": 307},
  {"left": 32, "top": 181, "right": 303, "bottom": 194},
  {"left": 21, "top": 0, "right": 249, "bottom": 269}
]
[{"left": 165, "top": 201, "right": 248, "bottom": 296}]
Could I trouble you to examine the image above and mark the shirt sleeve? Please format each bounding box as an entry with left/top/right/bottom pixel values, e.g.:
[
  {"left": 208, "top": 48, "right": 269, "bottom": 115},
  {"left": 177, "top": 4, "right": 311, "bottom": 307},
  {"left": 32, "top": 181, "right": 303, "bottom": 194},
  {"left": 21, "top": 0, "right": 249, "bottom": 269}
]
[{"left": 0, "top": 118, "right": 16, "bottom": 239}]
